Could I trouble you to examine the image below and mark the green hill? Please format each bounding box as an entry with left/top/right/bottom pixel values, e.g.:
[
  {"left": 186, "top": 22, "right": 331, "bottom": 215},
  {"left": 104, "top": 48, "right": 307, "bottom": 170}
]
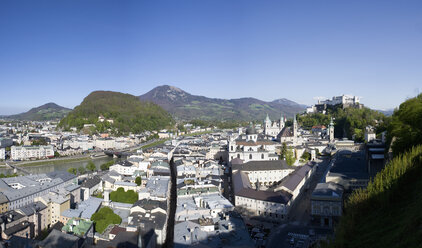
[
  {"left": 58, "top": 91, "right": 173, "bottom": 134},
  {"left": 329, "top": 145, "right": 422, "bottom": 248},
  {"left": 297, "top": 106, "right": 389, "bottom": 142},
  {"left": 329, "top": 94, "right": 422, "bottom": 248},
  {"left": 4, "top": 102, "right": 71, "bottom": 121}
]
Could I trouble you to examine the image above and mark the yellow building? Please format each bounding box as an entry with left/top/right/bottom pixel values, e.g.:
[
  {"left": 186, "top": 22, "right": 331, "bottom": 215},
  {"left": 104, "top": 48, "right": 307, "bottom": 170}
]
[
  {"left": 0, "top": 192, "right": 9, "bottom": 214},
  {"left": 36, "top": 191, "right": 70, "bottom": 226}
]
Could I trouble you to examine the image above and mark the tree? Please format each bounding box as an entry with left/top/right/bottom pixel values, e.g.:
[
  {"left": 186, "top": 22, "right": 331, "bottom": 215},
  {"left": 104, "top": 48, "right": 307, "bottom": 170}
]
[
  {"left": 301, "top": 151, "right": 311, "bottom": 161},
  {"left": 87, "top": 161, "right": 96, "bottom": 172},
  {"left": 67, "top": 167, "right": 77, "bottom": 175},
  {"left": 54, "top": 151, "right": 60, "bottom": 158},
  {"left": 280, "top": 142, "right": 287, "bottom": 159},
  {"left": 285, "top": 148, "right": 295, "bottom": 166},
  {"left": 78, "top": 166, "right": 86, "bottom": 175},
  {"left": 91, "top": 207, "right": 121, "bottom": 234},
  {"left": 388, "top": 93, "right": 422, "bottom": 156},
  {"left": 135, "top": 176, "right": 142, "bottom": 186},
  {"left": 110, "top": 187, "right": 138, "bottom": 204},
  {"left": 100, "top": 160, "right": 114, "bottom": 171}
]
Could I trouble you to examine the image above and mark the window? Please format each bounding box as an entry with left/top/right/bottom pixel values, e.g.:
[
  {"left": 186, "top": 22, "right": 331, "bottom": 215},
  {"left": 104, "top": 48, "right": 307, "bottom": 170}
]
[
  {"left": 237, "top": 154, "right": 240, "bottom": 159},
  {"left": 249, "top": 154, "right": 252, "bottom": 159},
  {"left": 261, "top": 154, "right": 264, "bottom": 159}
]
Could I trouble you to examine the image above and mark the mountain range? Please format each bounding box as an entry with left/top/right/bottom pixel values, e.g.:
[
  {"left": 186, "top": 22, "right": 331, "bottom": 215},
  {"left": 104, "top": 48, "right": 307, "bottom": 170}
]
[
  {"left": 1, "top": 103, "right": 71, "bottom": 121},
  {"left": 2, "top": 85, "right": 307, "bottom": 122},
  {"left": 139, "top": 85, "right": 307, "bottom": 121}
]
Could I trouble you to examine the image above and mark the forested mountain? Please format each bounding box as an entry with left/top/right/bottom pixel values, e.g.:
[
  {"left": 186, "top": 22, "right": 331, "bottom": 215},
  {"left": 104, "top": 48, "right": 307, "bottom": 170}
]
[
  {"left": 58, "top": 91, "right": 173, "bottom": 134},
  {"left": 2, "top": 103, "right": 71, "bottom": 121},
  {"left": 139, "top": 85, "right": 306, "bottom": 121}
]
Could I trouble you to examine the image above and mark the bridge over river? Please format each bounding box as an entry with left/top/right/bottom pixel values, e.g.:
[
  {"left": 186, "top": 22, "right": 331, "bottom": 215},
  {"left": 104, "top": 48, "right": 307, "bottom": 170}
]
[{"left": 5, "top": 162, "right": 31, "bottom": 175}]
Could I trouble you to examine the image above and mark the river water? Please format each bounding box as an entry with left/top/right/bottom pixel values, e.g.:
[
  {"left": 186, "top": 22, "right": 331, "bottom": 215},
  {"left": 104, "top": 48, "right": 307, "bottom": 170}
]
[{"left": 0, "top": 156, "right": 118, "bottom": 175}]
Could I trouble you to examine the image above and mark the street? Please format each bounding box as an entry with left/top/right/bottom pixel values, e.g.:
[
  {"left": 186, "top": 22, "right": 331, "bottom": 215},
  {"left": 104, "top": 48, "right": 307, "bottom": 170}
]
[{"left": 266, "top": 157, "right": 333, "bottom": 248}]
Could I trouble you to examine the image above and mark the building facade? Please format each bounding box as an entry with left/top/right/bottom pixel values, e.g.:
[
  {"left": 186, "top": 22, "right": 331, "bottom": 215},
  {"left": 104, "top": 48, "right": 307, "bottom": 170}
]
[
  {"left": 11, "top": 145, "right": 54, "bottom": 160},
  {"left": 264, "top": 114, "right": 285, "bottom": 138},
  {"left": 311, "top": 182, "right": 343, "bottom": 227}
]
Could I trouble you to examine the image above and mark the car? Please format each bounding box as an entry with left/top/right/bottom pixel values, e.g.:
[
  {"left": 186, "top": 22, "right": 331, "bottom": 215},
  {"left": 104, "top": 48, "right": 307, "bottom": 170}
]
[{"left": 290, "top": 237, "right": 295, "bottom": 245}]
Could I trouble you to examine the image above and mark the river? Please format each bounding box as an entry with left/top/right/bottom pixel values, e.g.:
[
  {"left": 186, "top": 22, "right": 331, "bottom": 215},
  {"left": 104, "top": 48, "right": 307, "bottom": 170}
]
[{"left": 0, "top": 156, "right": 119, "bottom": 175}]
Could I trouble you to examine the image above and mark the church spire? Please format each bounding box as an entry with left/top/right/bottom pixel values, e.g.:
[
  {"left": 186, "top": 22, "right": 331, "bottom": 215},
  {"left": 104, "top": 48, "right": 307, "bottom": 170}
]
[{"left": 265, "top": 113, "right": 271, "bottom": 123}]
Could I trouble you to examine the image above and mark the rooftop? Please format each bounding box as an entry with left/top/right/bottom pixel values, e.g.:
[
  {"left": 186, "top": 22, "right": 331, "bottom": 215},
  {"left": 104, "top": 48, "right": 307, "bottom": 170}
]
[{"left": 232, "top": 160, "right": 293, "bottom": 172}]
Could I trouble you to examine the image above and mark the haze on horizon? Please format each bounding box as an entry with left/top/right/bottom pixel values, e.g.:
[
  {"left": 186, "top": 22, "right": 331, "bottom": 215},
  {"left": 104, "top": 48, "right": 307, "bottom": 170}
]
[{"left": 1, "top": 0, "right": 421, "bottom": 115}]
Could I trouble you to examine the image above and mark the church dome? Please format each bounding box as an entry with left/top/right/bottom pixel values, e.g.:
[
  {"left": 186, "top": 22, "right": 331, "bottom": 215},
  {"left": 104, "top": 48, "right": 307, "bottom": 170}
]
[{"left": 246, "top": 123, "right": 257, "bottom": 135}]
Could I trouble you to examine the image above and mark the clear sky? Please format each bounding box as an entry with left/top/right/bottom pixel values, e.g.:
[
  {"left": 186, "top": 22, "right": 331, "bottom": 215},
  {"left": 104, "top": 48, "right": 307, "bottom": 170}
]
[{"left": 1, "top": 0, "right": 421, "bottom": 115}]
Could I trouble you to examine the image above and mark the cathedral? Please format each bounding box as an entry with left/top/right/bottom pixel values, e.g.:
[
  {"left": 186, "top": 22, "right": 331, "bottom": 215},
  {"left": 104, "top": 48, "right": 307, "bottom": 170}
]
[
  {"left": 277, "top": 115, "right": 301, "bottom": 145},
  {"left": 264, "top": 114, "right": 286, "bottom": 138},
  {"left": 228, "top": 123, "right": 279, "bottom": 163}
]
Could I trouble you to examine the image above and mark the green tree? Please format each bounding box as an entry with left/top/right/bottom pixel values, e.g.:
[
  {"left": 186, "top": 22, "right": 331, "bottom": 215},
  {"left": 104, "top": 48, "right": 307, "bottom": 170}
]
[
  {"left": 280, "top": 142, "right": 287, "bottom": 160},
  {"left": 285, "top": 148, "right": 295, "bottom": 166},
  {"left": 301, "top": 151, "right": 311, "bottom": 161},
  {"left": 110, "top": 187, "right": 138, "bottom": 204},
  {"left": 135, "top": 176, "right": 142, "bottom": 186},
  {"left": 91, "top": 207, "right": 121, "bottom": 234},
  {"left": 78, "top": 166, "right": 86, "bottom": 175},
  {"left": 67, "top": 167, "right": 77, "bottom": 175},
  {"left": 388, "top": 93, "right": 422, "bottom": 156},
  {"left": 87, "top": 161, "right": 96, "bottom": 172},
  {"left": 54, "top": 151, "right": 60, "bottom": 158},
  {"left": 100, "top": 160, "right": 114, "bottom": 171}
]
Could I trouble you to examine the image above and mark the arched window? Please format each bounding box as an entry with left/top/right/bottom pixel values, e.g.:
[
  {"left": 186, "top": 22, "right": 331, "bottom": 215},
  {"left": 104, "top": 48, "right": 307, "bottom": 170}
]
[
  {"left": 261, "top": 154, "right": 264, "bottom": 159},
  {"left": 249, "top": 154, "right": 252, "bottom": 159},
  {"left": 237, "top": 154, "right": 240, "bottom": 159}
]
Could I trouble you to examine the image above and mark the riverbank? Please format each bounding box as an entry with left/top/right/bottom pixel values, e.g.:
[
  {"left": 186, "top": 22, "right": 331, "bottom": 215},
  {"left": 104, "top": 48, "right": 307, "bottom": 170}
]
[{"left": 9, "top": 154, "right": 108, "bottom": 168}]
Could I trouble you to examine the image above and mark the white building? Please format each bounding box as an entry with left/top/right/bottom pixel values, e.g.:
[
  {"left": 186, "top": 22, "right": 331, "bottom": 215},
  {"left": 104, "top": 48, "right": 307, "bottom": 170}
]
[
  {"left": 0, "top": 148, "right": 5, "bottom": 160},
  {"left": 264, "top": 114, "right": 286, "bottom": 138},
  {"left": 311, "top": 182, "right": 343, "bottom": 227},
  {"left": 95, "top": 138, "right": 115, "bottom": 150},
  {"left": 328, "top": 117, "right": 335, "bottom": 142},
  {"left": 232, "top": 160, "right": 294, "bottom": 187},
  {"left": 11, "top": 145, "right": 54, "bottom": 160},
  {"left": 321, "top": 95, "right": 360, "bottom": 106},
  {"left": 0, "top": 171, "right": 76, "bottom": 210},
  {"left": 109, "top": 161, "right": 139, "bottom": 176},
  {"left": 365, "top": 126, "right": 376, "bottom": 143},
  {"left": 274, "top": 164, "right": 314, "bottom": 203},
  {"left": 228, "top": 124, "right": 279, "bottom": 163}
]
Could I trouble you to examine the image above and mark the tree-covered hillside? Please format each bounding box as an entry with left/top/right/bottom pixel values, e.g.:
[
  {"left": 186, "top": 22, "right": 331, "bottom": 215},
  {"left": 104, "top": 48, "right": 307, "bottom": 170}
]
[
  {"left": 387, "top": 93, "right": 422, "bottom": 156},
  {"left": 298, "top": 106, "right": 390, "bottom": 142},
  {"left": 58, "top": 91, "right": 173, "bottom": 134},
  {"left": 4, "top": 102, "right": 71, "bottom": 121},
  {"left": 329, "top": 94, "right": 422, "bottom": 248}
]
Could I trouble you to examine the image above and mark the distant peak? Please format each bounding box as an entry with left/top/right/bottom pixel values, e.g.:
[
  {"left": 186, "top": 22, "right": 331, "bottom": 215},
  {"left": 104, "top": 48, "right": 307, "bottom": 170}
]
[{"left": 157, "top": 85, "right": 185, "bottom": 92}]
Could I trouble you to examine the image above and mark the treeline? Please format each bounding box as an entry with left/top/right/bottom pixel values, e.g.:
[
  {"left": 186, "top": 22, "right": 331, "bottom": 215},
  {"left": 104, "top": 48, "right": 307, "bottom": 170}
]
[
  {"left": 298, "top": 106, "right": 390, "bottom": 142},
  {"left": 181, "top": 119, "right": 250, "bottom": 130},
  {"left": 58, "top": 91, "right": 174, "bottom": 135},
  {"left": 329, "top": 94, "right": 422, "bottom": 248}
]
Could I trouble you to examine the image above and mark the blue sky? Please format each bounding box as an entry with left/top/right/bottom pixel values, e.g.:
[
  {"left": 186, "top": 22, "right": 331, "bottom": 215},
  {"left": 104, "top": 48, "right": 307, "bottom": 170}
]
[{"left": 0, "top": 0, "right": 421, "bottom": 114}]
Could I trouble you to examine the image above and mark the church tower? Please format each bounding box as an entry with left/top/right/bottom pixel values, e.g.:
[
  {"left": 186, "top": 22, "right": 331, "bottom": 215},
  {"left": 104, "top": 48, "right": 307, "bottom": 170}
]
[
  {"left": 293, "top": 114, "right": 298, "bottom": 138},
  {"left": 265, "top": 114, "right": 271, "bottom": 129},
  {"left": 279, "top": 114, "right": 285, "bottom": 130},
  {"left": 328, "top": 117, "right": 335, "bottom": 142}
]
